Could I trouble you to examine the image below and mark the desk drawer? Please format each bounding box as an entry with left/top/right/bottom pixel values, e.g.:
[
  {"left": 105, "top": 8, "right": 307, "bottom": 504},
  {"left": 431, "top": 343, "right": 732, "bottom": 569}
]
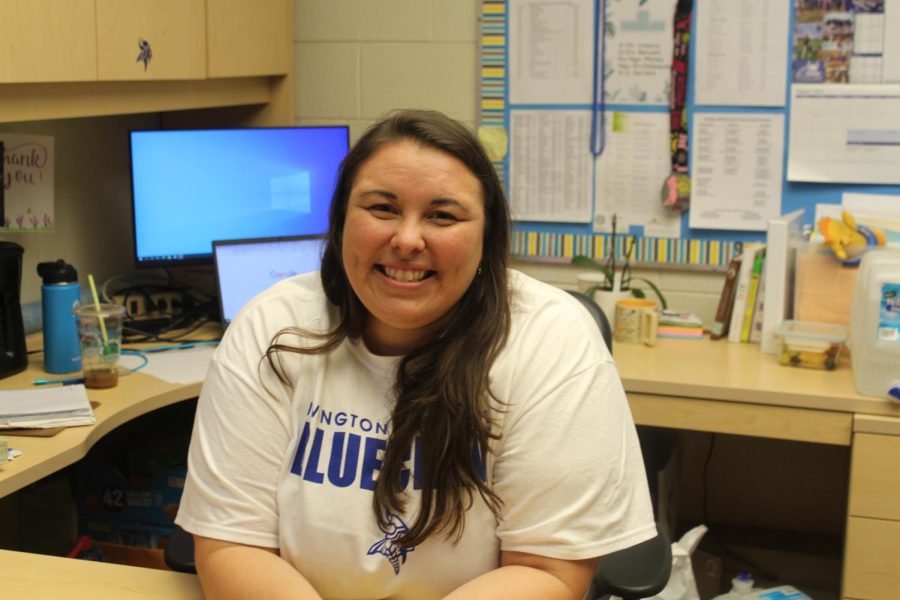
[
  {"left": 843, "top": 516, "right": 900, "bottom": 599},
  {"left": 849, "top": 433, "right": 900, "bottom": 520}
]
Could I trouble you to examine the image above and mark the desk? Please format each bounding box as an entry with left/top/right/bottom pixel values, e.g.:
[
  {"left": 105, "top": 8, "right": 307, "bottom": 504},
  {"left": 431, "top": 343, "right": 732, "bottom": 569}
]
[
  {"left": 0, "top": 548, "right": 201, "bottom": 598},
  {"left": 2, "top": 336, "right": 899, "bottom": 598},
  {"left": 0, "top": 361, "right": 202, "bottom": 499},
  {"left": 613, "top": 338, "right": 900, "bottom": 600}
]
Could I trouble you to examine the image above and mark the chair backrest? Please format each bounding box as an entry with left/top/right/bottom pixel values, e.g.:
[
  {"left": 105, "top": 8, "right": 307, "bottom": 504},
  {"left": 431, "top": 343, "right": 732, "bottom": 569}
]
[
  {"left": 565, "top": 291, "right": 672, "bottom": 599},
  {"left": 566, "top": 290, "right": 613, "bottom": 351}
]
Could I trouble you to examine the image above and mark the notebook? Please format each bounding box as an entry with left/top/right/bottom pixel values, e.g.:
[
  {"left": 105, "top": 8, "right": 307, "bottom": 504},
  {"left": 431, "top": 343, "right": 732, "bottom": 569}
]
[{"left": 213, "top": 234, "right": 325, "bottom": 328}]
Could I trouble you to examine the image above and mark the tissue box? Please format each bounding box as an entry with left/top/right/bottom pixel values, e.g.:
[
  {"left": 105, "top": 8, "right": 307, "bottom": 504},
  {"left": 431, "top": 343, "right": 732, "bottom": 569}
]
[{"left": 774, "top": 320, "right": 848, "bottom": 370}]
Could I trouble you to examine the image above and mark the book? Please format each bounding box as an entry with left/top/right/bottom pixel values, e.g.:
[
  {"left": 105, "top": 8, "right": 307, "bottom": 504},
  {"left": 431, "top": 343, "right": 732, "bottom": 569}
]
[
  {"left": 739, "top": 248, "right": 766, "bottom": 342},
  {"left": 749, "top": 257, "right": 767, "bottom": 343},
  {"left": 728, "top": 244, "right": 763, "bottom": 342},
  {"left": 710, "top": 254, "right": 743, "bottom": 340},
  {"left": 658, "top": 309, "right": 704, "bottom": 339},
  {"left": 657, "top": 325, "right": 704, "bottom": 339}
]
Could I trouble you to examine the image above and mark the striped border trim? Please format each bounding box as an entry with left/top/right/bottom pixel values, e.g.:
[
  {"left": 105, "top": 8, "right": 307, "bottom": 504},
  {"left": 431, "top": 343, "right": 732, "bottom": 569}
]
[
  {"left": 480, "top": 0, "right": 506, "bottom": 181},
  {"left": 511, "top": 231, "right": 739, "bottom": 267}
]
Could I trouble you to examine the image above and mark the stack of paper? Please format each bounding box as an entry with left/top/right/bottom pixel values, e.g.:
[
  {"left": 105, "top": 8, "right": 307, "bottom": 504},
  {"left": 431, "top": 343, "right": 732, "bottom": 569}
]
[
  {"left": 0, "top": 384, "right": 95, "bottom": 429},
  {"left": 658, "top": 310, "right": 704, "bottom": 340}
]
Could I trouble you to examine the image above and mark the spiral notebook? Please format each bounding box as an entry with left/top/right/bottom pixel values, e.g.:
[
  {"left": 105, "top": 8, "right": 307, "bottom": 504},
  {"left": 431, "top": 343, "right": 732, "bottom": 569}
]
[{"left": 213, "top": 234, "right": 325, "bottom": 329}]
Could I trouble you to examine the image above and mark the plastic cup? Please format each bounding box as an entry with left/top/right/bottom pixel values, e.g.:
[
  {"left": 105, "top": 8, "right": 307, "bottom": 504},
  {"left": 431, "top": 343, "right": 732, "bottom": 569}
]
[{"left": 73, "top": 303, "right": 126, "bottom": 389}]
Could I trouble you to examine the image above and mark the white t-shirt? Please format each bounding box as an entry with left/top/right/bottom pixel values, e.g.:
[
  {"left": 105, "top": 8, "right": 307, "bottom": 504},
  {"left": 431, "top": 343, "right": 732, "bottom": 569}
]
[{"left": 176, "top": 269, "right": 655, "bottom": 599}]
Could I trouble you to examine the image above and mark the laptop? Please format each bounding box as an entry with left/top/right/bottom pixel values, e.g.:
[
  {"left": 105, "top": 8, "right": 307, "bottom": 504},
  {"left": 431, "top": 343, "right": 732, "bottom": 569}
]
[{"left": 213, "top": 234, "right": 325, "bottom": 328}]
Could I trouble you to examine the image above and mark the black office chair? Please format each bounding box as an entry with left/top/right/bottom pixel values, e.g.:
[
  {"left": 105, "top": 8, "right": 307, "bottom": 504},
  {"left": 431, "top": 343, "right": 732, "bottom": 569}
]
[
  {"left": 166, "top": 293, "right": 674, "bottom": 594},
  {"left": 567, "top": 290, "right": 673, "bottom": 600},
  {"left": 164, "top": 524, "right": 196, "bottom": 573}
]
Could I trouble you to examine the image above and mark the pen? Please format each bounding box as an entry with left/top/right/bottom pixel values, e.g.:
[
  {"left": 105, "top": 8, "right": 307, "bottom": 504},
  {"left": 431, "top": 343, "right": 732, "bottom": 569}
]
[{"left": 33, "top": 377, "right": 85, "bottom": 386}]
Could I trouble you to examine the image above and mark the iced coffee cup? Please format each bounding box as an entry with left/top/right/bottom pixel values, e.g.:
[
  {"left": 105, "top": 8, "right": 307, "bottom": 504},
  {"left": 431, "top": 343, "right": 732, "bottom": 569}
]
[{"left": 73, "top": 303, "right": 126, "bottom": 389}]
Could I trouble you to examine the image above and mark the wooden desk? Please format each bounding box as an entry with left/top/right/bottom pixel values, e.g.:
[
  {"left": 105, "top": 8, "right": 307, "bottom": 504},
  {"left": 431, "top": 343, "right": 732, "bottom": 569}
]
[
  {"left": 0, "top": 549, "right": 201, "bottom": 598},
  {"left": 2, "top": 336, "right": 899, "bottom": 598},
  {"left": 614, "top": 338, "right": 900, "bottom": 600},
  {"left": 0, "top": 361, "right": 202, "bottom": 499}
]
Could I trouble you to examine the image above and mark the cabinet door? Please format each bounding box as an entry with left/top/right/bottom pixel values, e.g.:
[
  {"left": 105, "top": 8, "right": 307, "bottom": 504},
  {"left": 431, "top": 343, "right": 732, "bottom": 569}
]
[
  {"left": 206, "top": 0, "right": 291, "bottom": 78},
  {"left": 0, "top": 0, "right": 96, "bottom": 83},
  {"left": 96, "top": 0, "right": 205, "bottom": 81}
]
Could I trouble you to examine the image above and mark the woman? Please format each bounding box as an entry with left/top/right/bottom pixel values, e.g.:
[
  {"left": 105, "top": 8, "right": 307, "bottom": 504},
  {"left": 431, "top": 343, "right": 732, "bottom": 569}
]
[{"left": 176, "top": 109, "right": 654, "bottom": 599}]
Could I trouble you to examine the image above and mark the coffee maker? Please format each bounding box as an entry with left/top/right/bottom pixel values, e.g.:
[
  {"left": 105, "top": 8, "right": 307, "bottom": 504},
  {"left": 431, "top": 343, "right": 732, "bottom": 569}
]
[{"left": 0, "top": 242, "right": 28, "bottom": 378}]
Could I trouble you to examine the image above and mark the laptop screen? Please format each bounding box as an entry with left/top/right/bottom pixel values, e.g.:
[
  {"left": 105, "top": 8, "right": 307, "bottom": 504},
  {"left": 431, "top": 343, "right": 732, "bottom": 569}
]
[{"left": 213, "top": 234, "right": 325, "bottom": 327}]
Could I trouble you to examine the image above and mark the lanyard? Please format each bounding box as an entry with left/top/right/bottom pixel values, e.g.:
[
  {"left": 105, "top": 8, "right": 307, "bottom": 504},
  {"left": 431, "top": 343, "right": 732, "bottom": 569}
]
[
  {"left": 662, "top": 0, "right": 693, "bottom": 212},
  {"left": 590, "top": 0, "right": 607, "bottom": 157}
]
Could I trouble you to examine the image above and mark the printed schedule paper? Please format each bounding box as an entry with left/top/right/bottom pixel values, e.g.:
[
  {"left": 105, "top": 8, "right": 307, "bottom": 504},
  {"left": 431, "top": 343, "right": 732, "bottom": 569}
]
[
  {"left": 695, "top": 0, "right": 789, "bottom": 107},
  {"left": 788, "top": 84, "right": 900, "bottom": 184},
  {"left": 689, "top": 113, "right": 785, "bottom": 231},
  {"left": 508, "top": 110, "right": 593, "bottom": 223},
  {"left": 593, "top": 111, "right": 680, "bottom": 238},
  {"left": 508, "top": 0, "right": 596, "bottom": 104}
]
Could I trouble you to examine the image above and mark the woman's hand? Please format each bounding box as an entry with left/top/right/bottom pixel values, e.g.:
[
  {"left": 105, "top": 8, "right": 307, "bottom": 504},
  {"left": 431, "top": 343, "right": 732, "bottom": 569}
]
[
  {"left": 442, "top": 550, "right": 600, "bottom": 600},
  {"left": 194, "top": 536, "right": 324, "bottom": 600}
]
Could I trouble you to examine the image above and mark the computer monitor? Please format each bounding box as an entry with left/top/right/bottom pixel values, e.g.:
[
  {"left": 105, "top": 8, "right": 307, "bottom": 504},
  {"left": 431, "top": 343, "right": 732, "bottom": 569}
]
[{"left": 129, "top": 126, "right": 348, "bottom": 268}]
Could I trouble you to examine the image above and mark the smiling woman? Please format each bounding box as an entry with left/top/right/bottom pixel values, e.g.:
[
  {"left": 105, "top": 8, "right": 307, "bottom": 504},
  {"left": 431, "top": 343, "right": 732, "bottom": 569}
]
[
  {"left": 176, "top": 109, "right": 655, "bottom": 600},
  {"left": 342, "top": 138, "right": 486, "bottom": 355}
]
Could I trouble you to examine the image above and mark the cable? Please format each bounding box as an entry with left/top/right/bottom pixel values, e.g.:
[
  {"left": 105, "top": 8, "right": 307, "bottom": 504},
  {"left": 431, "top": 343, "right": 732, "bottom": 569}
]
[
  {"left": 702, "top": 432, "right": 716, "bottom": 525},
  {"left": 119, "top": 348, "right": 149, "bottom": 375}
]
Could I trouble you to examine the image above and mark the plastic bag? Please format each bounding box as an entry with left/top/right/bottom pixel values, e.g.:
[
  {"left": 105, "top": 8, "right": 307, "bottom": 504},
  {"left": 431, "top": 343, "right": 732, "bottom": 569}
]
[{"left": 648, "top": 524, "right": 708, "bottom": 600}]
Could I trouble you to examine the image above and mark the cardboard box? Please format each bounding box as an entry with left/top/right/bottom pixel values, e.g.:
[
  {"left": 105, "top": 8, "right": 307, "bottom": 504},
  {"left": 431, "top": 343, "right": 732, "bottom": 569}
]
[
  {"left": 93, "top": 541, "right": 170, "bottom": 570},
  {"left": 692, "top": 548, "right": 724, "bottom": 600},
  {"left": 794, "top": 245, "right": 858, "bottom": 325},
  {"left": 80, "top": 515, "right": 173, "bottom": 549},
  {"left": 76, "top": 460, "right": 185, "bottom": 528}
]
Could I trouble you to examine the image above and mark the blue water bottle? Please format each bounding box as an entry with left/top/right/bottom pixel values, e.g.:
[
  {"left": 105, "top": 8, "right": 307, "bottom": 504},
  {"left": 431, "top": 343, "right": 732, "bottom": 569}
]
[{"left": 37, "top": 259, "right": 82, "bottom": 374}]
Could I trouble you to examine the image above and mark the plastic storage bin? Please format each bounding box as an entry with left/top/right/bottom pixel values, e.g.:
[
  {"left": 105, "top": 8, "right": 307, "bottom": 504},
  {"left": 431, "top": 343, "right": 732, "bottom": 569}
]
[{"left": 773, "top": 320, "right": 848, "bottom": 370}]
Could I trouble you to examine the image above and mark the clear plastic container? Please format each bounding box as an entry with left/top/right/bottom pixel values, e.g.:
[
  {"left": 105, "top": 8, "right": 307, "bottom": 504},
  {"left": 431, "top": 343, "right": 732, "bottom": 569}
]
[
  {"left": 773, "top": 320, "right": 848, "bottom": 371},
  {"left": 850, "top": 249, "right": 900, "bottom": 399}
]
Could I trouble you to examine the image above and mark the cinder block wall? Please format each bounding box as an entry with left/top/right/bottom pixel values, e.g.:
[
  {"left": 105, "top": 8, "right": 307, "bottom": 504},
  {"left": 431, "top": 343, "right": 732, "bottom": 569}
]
[{"left": 291, "top": 0, "right": 725, "bottom": 325}]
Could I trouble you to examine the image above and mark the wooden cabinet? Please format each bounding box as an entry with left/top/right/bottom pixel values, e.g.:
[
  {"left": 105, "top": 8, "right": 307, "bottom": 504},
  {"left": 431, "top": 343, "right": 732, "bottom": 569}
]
[
  {"left": 96, "top": 0, "right": 205, "bottom": 81},
  {"left": 0, "top": 0, "right": 292, "bottom": 125},
  {"left": 1, "top": 0, "right": 290, "bottom": 83},
  {"left": 0, "top": 0, "right": 97, "bottom": 83},
  {"left": 843, "top": 432, "right": 900, "bottom": 599},
  {"left": 207, "top": 0, "right": 292, "bottom": 78}
]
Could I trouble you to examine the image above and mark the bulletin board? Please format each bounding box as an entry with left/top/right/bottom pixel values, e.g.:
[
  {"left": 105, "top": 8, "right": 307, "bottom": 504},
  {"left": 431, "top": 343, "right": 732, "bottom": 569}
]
[{"left": 479, "top": 0, "right": 900, "bottom": 269}]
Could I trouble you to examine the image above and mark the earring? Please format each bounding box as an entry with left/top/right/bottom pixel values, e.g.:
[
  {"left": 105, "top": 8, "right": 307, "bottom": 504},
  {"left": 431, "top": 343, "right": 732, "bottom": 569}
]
[{"left": 477, "top": 265, "right": 483, "bottom": 276}]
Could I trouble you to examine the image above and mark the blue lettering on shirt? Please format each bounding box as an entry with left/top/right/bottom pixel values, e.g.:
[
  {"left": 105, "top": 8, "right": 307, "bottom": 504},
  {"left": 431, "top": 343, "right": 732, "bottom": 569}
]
[{"left": 289, "top": 404, "right": 487, "bottom": 492}]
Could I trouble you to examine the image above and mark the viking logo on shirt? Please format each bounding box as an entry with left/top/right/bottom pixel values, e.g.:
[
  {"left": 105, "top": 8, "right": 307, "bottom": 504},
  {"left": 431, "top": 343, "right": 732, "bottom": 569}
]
[{"left": 366, "top": 514, "right": 414, "bottom": 574}]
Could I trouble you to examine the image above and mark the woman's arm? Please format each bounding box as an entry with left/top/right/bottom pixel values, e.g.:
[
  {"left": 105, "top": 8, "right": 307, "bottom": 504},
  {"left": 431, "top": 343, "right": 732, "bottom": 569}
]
[
  {"left": 194, "top": 536, "right": 324, "bottom": 600},
  {"left": 442, "top": 550, "right": 600, "bottom": 600}
]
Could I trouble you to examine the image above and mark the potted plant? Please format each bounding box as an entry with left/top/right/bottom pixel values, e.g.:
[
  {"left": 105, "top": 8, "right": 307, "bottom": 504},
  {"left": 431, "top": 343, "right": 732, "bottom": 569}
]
[{"left": 572, "top": 254, "right": 668, "bottom": 310}]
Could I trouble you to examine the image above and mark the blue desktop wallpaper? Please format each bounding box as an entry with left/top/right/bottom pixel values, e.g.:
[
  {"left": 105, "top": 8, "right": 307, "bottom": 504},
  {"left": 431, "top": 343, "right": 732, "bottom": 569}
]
[{"left": 130, "top": 127, "right": 348, "bottom": 263}]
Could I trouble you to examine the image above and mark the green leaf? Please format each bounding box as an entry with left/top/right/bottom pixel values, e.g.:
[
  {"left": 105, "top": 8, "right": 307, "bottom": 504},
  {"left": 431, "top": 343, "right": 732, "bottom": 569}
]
[
  {"left": 571, "top": 255, "right": 614, "bottom": 286},
  {"left": 633, "top": 277, "right": 668, "bottom": 310}
]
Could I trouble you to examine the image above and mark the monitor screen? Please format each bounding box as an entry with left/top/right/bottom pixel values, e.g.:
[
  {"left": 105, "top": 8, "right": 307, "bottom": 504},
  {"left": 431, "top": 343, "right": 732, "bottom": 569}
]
[
  {"left": 129, "top": 126, "right": 348, "bottom": 268},
  {"left": 213, "top": 234, "right": 325, "bottom": 328}
]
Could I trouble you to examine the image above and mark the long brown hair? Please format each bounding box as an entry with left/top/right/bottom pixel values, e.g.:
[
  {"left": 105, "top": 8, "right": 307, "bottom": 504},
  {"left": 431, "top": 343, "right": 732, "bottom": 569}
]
[{"left": 266, "top": 110, "right": 512, "bottom": 546}]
